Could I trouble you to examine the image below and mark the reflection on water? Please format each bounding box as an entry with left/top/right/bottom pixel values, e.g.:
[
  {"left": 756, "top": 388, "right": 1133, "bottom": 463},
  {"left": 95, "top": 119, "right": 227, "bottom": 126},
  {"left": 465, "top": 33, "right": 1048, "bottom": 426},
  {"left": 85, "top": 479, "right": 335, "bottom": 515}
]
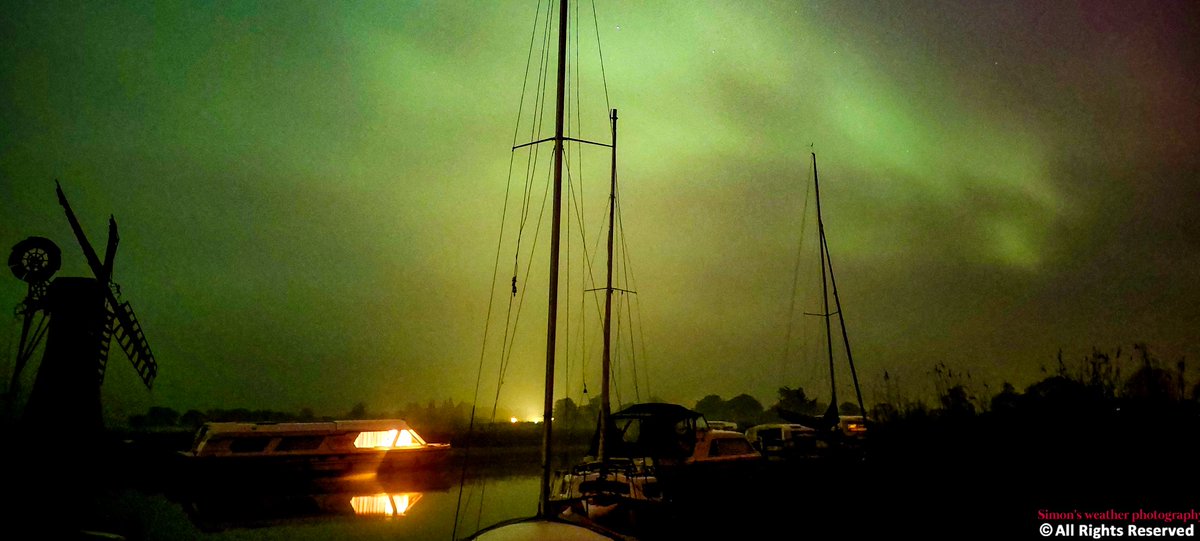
[
  {"left": 7, "top": 439, "right": 553, "bottom": 540},
  {"left": 350, "top": 492, "right": 422, "bottom": 517},
  {"left": 145, "top": 469, "right": 540, "bottom": 540}
]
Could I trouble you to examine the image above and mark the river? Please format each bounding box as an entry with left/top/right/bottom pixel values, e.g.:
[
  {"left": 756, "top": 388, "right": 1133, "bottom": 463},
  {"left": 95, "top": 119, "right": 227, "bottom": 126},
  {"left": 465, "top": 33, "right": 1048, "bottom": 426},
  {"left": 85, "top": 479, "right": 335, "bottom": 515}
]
[{"left": 86, "top": 470, "right": 541, "bottom": 541}]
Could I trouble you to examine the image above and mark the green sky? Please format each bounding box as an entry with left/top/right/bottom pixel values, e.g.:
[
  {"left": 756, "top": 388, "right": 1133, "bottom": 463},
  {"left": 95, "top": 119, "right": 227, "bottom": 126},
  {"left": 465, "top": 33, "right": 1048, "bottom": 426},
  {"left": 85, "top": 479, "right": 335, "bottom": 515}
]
[{"left": 2, "top": 1, "right": 1197, "bottom": 420}]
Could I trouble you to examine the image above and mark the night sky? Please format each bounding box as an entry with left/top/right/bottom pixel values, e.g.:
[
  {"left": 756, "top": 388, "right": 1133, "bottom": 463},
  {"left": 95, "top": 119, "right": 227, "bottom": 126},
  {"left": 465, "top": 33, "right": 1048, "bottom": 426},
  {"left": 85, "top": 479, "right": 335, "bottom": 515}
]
[{"left": 2, "top": 1, "right": 1197, "bottom": 422}]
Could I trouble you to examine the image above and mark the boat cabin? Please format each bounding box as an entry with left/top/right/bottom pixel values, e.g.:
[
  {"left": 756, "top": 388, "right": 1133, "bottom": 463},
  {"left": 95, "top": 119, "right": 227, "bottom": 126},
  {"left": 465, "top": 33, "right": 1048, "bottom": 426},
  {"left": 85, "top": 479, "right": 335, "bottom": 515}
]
[
  {"left": 188, "top": 419, "right": 437, "bottom": 457},
  {"left": 182, "top": 419, "right": 450, "bottom": 480},
  {"left": 598, "top": 403, "right": 759, "bottom": 465}
]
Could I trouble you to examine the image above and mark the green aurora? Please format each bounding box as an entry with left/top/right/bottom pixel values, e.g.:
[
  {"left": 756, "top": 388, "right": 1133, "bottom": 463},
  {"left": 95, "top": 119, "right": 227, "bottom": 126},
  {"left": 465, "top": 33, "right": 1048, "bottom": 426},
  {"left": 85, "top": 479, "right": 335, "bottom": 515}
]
[{"left": 1, "top": 1, "right": 1197, "bottom": 419}]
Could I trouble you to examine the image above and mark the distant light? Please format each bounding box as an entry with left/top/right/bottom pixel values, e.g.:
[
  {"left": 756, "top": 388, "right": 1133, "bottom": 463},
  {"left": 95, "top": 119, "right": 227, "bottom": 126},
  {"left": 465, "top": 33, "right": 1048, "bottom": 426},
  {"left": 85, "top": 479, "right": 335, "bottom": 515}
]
[{"left": 510, "top": 417, "right": 518, "bottom": 424}]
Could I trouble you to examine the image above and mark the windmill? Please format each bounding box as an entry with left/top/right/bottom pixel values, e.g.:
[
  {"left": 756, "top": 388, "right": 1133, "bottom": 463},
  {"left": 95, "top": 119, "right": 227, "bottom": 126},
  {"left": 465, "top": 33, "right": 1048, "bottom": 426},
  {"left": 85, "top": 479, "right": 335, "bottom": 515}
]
[{"left": 6, "top": 182, "right": 158, "bottom": 431}]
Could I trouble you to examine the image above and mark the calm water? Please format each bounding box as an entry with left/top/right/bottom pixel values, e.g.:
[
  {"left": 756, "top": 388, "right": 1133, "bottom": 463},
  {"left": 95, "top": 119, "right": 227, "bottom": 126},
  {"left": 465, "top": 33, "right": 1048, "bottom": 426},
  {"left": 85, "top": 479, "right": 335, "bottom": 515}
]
[{"left": 89, "top": 472, "right": 541, "bottom": 541}]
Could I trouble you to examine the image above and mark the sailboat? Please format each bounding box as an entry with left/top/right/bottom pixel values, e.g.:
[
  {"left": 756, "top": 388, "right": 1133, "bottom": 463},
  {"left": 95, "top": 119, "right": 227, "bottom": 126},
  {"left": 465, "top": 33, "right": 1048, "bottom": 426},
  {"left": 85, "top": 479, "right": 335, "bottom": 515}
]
[
  {"left": 546, "top": 110, "right": 667, "bottom": 526},
  {"left": 765, "top": 151, "right": 869, "bottom": 455},
  {"left": 462, "top": 0, "right": 632, "bottom": 539}
]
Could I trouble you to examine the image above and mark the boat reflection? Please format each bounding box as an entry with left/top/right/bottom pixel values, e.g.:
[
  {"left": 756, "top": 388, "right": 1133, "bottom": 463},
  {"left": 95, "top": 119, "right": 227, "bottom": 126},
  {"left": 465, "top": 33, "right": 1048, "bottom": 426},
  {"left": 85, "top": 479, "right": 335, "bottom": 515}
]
[
  {"left": 349, "top": 492, "right": 422, "bottom": 517},
  {"left": 176, "top": 472, "right": 449, "bottom": 531}
]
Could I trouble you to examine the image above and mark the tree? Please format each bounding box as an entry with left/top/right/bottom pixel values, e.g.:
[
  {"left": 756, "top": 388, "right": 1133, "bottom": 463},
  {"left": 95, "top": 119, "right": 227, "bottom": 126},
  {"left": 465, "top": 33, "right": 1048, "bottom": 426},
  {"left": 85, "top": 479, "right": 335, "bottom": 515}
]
[
  {"left": 938, "top": 385, "right": 975, "bottom": 418},
  {"left": 145, "top": 406, "right": 180, "bottom": 427},
  {"left": 990, "top": 382, "right": 1020, "bottom": 414},
  {"left": 726, "top": 394, "right": 764, "bottom": 425},
  {"left": 773, "top": 386, "right": 821, "bottom": 417},
  {"left": 180, "top": 409, "right": 207, "bottom": 428},
  {"left": 1124, "top": 366, "right": 1179, "bottom": 402},
  {"left": 554, "top": 397, "right": 580, "bottom": 428},
  {"left": 694, "top": 395, "right": 727, "bottom": 420}
]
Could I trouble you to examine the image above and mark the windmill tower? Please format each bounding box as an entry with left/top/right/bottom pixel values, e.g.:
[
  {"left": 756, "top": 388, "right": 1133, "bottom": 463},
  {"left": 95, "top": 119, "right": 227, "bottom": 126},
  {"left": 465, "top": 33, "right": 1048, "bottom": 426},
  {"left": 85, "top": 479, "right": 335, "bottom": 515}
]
[{"left": 7, "top": 182, "right": 158, "bottom": 433}]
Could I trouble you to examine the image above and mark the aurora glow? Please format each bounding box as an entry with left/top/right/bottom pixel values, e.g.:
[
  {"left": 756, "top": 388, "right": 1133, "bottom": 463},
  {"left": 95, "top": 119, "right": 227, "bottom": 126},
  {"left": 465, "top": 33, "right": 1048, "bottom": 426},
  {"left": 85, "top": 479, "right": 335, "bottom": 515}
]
[{"left": 1, "top": 1, "right": 1196, "bottom": 418}]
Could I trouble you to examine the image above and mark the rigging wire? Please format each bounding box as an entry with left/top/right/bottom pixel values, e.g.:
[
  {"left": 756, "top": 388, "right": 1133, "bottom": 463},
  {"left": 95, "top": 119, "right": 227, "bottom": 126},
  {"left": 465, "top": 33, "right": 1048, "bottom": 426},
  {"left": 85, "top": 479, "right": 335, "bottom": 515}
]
[
  {"left": 782, "top": 156, "right": 815, "bottom": 381},
  {"left": 457, "top": 0, "right": 625, "bottom": 533},
  {"left": 453, "top": 1, "right": 549, "bottom": 537},
  {"left": 614, "top": 181, "right": 648, "bottom": 400},
  {"left": 475, "top": 1, "right": 559, "bottom": 530},
  {"left": 495, "top": 0, "right": 558, "bottom": 401},
  {"left": 495, "top": 163, "right": 553, "bottom": 411},
  {"left": 589, "top": 0, "right": 611, "bottom": 113}
]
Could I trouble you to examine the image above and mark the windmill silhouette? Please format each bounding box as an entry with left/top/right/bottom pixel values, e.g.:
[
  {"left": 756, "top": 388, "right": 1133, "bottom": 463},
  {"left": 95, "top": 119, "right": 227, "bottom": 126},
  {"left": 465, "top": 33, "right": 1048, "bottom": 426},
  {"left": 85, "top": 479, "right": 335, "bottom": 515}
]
[{"left": 7, "top": 182, "right": 158, "bottom": 431}]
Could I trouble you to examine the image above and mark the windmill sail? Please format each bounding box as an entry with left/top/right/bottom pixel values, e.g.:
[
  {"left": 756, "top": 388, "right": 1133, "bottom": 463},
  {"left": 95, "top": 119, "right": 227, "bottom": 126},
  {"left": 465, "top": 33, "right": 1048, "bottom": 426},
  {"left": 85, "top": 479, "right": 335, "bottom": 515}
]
[
  {"left": 55, "top": 182, "right": 158, "bottom": 389},
  {"left": 111, "top": 301, "right": 157, "bottom": 387}
]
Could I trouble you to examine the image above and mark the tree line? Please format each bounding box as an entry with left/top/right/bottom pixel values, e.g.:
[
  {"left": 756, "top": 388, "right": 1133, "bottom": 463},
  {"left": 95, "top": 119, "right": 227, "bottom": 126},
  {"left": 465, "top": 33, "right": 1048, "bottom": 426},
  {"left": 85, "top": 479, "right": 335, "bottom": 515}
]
[{"left": 128, "top": 344, "right": 1197, "bottom": 438}]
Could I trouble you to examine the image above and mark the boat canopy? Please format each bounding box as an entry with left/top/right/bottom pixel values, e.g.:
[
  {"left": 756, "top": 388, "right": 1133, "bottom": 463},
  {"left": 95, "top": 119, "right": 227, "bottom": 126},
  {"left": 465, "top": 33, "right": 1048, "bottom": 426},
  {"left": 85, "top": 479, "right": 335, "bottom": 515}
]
[{"left": 593, "top": 403, "right": 707, "bottom": 460}]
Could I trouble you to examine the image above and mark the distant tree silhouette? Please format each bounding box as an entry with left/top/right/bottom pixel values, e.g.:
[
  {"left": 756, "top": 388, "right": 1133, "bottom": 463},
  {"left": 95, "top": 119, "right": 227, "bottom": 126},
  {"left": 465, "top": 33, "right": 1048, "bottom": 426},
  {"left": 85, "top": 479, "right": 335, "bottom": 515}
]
[
  {"left": 1022, "top": 376, "right": 1093, "bottom": 413},
  {"left": 772, "top": 386, "right": 822, "bottom": 418},
  {"left": 839, "top": 401, "right": 862, "bottom": 415},
  {"left": 694, "top": 394, "right": 727, "bottom": 419},
  {"left": 554, "top": 397, "right": 579, "bottom": 428},
  {"left": 938, "top": 385, "right": 975, "bottom": 418},
  {"left": 1122, "top": 343, "right": 1181, "bottom": 403},
  {"left": 180, "top": 409, "right": 207, "bottom": 428},
  {"left": 1123, "top": 366, "right": 1179, "bottom": 402},
  {"left": 869, "top": 402, "right": 899, "bottom": 423},
  {"left": 725, "top": 394, "right": 765, "bottom": 426},
  {"left": 989, "top": 382, "right": 1020, "bottom": 414}
]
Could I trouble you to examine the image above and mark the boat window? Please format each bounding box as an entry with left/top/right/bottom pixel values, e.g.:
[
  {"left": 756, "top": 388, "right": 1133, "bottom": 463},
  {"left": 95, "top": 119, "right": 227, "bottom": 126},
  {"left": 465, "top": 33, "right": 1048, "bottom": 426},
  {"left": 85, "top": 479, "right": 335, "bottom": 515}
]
[
  {"left": 228, "top": 437, "right": 272, "bottom": 453},
  {"left": 276, "top": 436, "right": 324, "bottom": 451},
  {"left": 395, "top": 428, "right": 427, "bottom": 447},
  {"left": 354, "top": 429, "right": 400, "bottom": 449}
]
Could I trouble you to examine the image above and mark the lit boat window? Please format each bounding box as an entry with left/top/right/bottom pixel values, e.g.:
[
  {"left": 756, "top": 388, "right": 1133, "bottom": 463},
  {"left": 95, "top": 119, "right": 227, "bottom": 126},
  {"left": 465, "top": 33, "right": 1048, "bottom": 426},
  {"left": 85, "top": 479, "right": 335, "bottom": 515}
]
[
  {"left": 353, "top": 427, "right": 428, "bottom": 449},
  {"left": 354, "top": 429, "right": 399, "bottom": 449}
]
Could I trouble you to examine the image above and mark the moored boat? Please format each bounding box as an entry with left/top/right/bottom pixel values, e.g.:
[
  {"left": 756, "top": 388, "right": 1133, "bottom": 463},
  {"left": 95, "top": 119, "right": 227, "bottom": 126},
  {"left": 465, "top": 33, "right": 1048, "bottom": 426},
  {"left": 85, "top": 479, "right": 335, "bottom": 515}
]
[{"left": 179, "top": 419, "right": 450, "bottom": 482}]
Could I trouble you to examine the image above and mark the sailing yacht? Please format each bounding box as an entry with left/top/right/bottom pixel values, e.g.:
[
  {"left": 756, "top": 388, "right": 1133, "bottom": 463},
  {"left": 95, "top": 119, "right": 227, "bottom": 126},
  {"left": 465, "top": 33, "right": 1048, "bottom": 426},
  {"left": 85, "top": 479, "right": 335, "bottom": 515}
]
[{"left": 461, "top": 0, "right": 633, "bottom": 539}]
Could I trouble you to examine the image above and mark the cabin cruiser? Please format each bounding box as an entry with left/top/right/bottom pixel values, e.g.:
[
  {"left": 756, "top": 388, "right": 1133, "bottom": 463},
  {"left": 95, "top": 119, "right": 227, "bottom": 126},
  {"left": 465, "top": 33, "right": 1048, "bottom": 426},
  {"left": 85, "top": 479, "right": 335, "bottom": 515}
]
[{"left": 179, "top": 419, "right": 450, "bottom": 482}]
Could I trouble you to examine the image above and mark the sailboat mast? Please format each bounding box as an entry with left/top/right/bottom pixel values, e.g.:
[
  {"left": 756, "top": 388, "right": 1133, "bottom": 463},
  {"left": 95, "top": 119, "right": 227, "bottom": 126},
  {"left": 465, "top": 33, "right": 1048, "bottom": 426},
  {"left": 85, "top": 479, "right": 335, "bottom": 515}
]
[
  {"left": 826, "top": 237, "right": 868, "bottom": 421},
  {"left": 598, "top": 109, "right": 617, "bottom": 461},
  {"left": 538, "top": 0, "right": 568, "bottom": 518},
  {"left": 813, "top": 152, "right": 839, "bottom": 422},
  {"left": 812, "top": 151, "right": 868, "bottom": 423}
]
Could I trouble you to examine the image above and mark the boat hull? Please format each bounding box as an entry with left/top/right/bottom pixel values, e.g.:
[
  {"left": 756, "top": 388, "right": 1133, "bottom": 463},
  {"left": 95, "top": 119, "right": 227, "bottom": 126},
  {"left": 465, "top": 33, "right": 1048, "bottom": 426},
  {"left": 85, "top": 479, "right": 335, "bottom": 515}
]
[{"left": 180, "top": 445, "right": 451, "bottom": 483}]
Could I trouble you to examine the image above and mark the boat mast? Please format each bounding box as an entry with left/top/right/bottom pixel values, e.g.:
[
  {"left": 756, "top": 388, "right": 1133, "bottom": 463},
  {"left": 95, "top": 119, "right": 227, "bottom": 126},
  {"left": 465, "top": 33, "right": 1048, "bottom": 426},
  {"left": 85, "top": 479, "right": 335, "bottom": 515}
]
[
  {"left": 598, "top": 109, "right": 617, "bottom": 461},
  {"left": 813, "top": 152, "right": 840, "bottom": 424},
  {"left": 812, "top": 152, "right": 868, "bottom": 424},
  {"left": 538, "top": 0, "right": 569, "bottom": 518}
]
